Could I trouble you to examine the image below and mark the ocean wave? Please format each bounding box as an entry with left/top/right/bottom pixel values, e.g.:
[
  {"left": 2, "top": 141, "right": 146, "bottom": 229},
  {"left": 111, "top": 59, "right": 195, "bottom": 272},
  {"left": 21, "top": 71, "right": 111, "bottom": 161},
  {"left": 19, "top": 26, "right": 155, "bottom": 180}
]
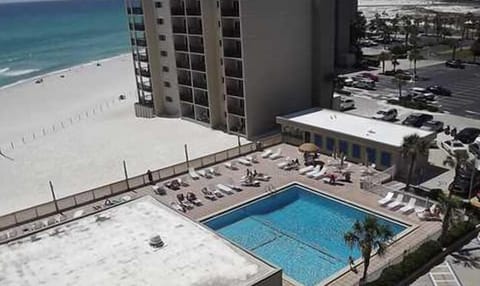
[
  {"left": 2, "top": 68, "right": 40, "bottom": 77},
  {"left": 0, "top": 67, "right": 10, "bottom": 74}
]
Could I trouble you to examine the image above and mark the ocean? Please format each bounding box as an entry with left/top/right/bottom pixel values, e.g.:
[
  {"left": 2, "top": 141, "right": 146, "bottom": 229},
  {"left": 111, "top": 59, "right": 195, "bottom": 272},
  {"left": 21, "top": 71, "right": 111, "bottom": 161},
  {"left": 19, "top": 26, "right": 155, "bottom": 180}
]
[{"left": 0, "top": 0, "right": 129, "bottom": 87}]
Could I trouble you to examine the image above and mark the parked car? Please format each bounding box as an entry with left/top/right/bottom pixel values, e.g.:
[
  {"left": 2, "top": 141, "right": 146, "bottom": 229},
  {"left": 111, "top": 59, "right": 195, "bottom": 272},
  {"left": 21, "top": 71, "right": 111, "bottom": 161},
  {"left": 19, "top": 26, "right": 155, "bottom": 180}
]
[
  {"left": 455, "top": 128, "right": 480, "bottom": 144},
  {"left": 469, "top": 142, "right": 480, "bottom": 158},
  {"left": 402, "top": 113, "right": 434, "bottom": 128},
  {"left": 353, "top": 79, "right": 375, "bottom": 90},
  {"left": 410, "top": 87, "right": 436, "bottom": 101},
  {"left": 372, "top": 108, "right": 398, "bottom": 121},
  {"left": 427, "top": 85, "right": 452, "bottom": 96},
  {"left": 441, "top": 140, "right": 468, "bottom": 156},
  {"left": 445, "top": 59, "right": 465, "bottom": 69},
  {"left": 420, "top": 120, "right": 444, "bottom": 132},
  {"left": 339, "top": 97, "right": 355, "bottom": 111},
  {"left": 361, "top": 72, "right": 379, "bottom": 82},
  {"left": 343, "top": 78, "right": 354, "bottom": 87}
]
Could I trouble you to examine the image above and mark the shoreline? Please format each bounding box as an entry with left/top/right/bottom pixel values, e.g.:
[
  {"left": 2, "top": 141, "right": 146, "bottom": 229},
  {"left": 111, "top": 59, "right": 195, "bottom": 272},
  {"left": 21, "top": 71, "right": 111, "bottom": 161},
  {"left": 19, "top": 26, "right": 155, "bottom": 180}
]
[{"left": 0, "top": 53, "right": 131, "bottom": 90}]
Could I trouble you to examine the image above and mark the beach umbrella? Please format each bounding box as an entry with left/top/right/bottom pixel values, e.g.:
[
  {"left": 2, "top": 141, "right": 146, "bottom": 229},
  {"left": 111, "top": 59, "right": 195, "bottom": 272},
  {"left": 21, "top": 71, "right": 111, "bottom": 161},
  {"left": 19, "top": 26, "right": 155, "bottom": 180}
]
[{"left": 298, "top": 143, "right": 319, "bottom": 153}]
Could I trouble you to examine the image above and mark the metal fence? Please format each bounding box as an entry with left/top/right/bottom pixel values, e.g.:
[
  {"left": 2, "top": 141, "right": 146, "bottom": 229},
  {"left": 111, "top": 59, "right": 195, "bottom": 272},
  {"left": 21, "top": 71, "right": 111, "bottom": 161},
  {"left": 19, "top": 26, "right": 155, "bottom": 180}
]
[{"left": 0, "top": 134, "right": 283, "bottom": 231}]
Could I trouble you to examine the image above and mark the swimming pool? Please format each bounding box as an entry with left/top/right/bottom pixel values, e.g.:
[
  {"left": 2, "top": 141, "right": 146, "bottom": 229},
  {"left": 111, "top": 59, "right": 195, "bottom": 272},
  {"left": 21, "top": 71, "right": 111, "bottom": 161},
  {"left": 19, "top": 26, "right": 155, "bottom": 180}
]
[{"left": 204, "top": 184, "right": 408, "bottom": 286}]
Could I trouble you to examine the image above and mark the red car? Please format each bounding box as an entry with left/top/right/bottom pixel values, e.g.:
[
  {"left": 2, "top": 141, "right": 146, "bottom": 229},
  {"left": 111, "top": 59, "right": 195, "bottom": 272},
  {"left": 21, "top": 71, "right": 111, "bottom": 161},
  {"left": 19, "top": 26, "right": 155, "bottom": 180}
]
[{"left": 361, "top": 72, "right": 379, "bottom": 82}]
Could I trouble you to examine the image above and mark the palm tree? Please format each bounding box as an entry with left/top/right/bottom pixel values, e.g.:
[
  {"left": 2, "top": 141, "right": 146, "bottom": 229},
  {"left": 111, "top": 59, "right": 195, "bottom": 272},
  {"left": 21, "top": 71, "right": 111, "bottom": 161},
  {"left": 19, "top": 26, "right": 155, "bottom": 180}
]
[
  {"left": 344, "top": 216, "right": 394, "bottom": 281},
  {"left": 378, "top": 51, "right": 390, "bottom": 73},
  {"left": 408, "top": 48, "right": 421, "bottom": 77},
  {"left": 471, "top": 40, "right": 480, "bottom": 62},
  {"left": 401, "top": 134, "right": 430, "bottom": 192},
  {"left": 391, "top": 55, "right": 399, "bottom": 72},
  {"left": 392, "top": 75, "right": 407, "bottom": 98},
  {"left": 438, "top": 191, "right": 463, "bottom": 245}
]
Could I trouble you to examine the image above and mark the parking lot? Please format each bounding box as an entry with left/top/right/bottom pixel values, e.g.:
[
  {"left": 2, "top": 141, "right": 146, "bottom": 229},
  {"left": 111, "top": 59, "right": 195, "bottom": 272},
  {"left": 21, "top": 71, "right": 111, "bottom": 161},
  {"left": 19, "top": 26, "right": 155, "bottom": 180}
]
[{"left": 345, "top": 63, "right": 480, "bottom": 120}]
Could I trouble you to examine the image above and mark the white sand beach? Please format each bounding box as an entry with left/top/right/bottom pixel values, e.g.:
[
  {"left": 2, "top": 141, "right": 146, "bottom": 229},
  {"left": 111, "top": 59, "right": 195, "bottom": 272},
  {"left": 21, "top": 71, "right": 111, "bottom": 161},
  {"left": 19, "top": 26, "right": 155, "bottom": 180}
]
[{"left": 0, "top": 54, "right": 247, "bottom": 216}]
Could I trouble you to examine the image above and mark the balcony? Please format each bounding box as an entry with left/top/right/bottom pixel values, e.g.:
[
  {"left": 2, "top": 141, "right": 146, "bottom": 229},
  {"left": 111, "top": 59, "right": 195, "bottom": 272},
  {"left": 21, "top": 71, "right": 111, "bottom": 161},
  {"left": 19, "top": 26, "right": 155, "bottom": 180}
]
[
  {"left": 189, "top": 36, "right": 204, "bottom": 53},
  {"left": 174, "top": 35, "right": 188, "bottom": 52},
  {"left": 179, "top": 86, "right": 193, "bottom": 102},
  {"left": 187, "top": 18, "right": 203, "bottom": 35},
  {"left": 176, "top": 52, "right": 190, "bottom": 69},
  {"left": 172, "top": 18, "right": 187, "bottom": 34},
  {"left": 139, "top": 83, "right": 152, "bottom": 92},
  {"left": 170, "top": 0, "right": 185, "bottom": 15},
  {"left": 129, "top": 23, "right": 145, "bottom": 31},
  {"left": 224, "top": 59, "right": 243, "bottom": 78},
  {"left": 222, "top": 19, "right": 241, "bottom": 38},
  {"left": 195, "top": 106, "right": 210, "bottom": 124},
  {"left": 226, "top": 78, "right": 244, "bottom": 97},
  {"left": 221, "top": 0, "right": 240, "bottom": 17},
  {"left": 127, "top": 7, "right": 143, "bottom": 15},
  {"left": 192, "top": 72, "right": 207, "bottom": 89},
  {"left": 227, "top": 97, "right": 245, "bottom": 116},
  {"left": 223, "top": 39, "right": 242, "bottom": 58},
  {"left": 181, "top": 103, "right": 195, "bottom": 120},
  {"left": 190, "top": 55, "right": 205, "bottom": 72},
  {"left": 133, "top": 53, "right": 148, "bottom": 62},
  {"left": 135, "top": 68, "right": 151, "bottom": 77},
  {"left": 194, "top": 89, "right": 209, "bottom": 107},
  {"left": 186, "top": 0, "right": 201, "bottom": 16},
  {"left": 131, "top": 38, "right": 147, "bottom": 47},
  {"left": 177, "top": 70, "right": 192, "bottom": 86}
]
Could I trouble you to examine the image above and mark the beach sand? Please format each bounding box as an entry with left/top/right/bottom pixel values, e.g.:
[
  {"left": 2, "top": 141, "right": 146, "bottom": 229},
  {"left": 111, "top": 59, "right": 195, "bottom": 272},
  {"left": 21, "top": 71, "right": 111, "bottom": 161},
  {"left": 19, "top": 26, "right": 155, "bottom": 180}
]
[{"left": 0, "top": 54, "right": 247, "bottom": 216}]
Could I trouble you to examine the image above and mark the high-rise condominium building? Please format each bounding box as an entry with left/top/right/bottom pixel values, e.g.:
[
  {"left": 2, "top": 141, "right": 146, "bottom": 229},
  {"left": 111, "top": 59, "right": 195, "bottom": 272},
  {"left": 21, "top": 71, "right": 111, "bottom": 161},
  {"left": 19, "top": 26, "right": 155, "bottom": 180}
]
[{"left": 125, "top": 0, "right": 357, "bottom": 139}]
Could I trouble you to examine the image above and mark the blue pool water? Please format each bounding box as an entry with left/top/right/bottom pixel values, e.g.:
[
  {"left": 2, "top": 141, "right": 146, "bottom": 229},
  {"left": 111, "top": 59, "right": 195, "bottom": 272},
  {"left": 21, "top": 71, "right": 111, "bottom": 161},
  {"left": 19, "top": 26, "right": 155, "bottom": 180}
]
[{"left": 204, "top": 184, "right": 408, "bottom": 286}]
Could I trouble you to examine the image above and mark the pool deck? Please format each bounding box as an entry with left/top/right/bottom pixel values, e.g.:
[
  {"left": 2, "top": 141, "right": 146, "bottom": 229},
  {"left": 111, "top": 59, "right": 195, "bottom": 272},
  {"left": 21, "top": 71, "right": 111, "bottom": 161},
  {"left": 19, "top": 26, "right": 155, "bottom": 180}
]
[{"left": 1, "top": 143, "right": 442, "bottom": 286}]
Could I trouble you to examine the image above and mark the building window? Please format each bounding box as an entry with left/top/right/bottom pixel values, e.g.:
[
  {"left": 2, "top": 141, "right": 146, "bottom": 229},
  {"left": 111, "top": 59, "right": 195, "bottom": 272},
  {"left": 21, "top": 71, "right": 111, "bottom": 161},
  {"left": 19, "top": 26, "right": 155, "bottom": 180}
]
[
  {"left": 339, "top": 140, "right": 348, "bottom": 155},
  {"left": 381, "top": 152, "right": 392, "bottom": 167},
  {"left": 326, "top": 137, "right": 335, "bottom": 152},
  {"left": 366, "top": 147, "right": 376, "bottom": 164},
  {"left": 159, "top": 35, "right": 166, "bottom": 41},
  {"left": 164, "top": 81, "right": 171, "bottom": 87},
  {"left": 314, "top": 134, "right": 323, "bottom": 149},
  {"left": 165, "top": 96, "right": 173, "bottom": 102},
  {"left": 160, "top": 50, "right": 167, "bottom": 56},
  {"left": 352, "top": 144, "right": 361, "bottom": 159},
  {"left": 162, "top": 66, "right": 169, "bottom": 72},
  {"left": 157, "top": 18, "right": 164, "bottom": 25},
  {"left": 155, "top": 2, "right": 162, "bottom": 8}
]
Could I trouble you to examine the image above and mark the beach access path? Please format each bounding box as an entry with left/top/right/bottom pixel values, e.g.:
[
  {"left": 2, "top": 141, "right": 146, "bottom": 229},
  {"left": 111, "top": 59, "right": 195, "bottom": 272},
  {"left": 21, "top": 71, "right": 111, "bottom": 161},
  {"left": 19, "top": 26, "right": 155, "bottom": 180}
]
[{"left": 0, "top": 54, "right": 247, "bottom": 216}]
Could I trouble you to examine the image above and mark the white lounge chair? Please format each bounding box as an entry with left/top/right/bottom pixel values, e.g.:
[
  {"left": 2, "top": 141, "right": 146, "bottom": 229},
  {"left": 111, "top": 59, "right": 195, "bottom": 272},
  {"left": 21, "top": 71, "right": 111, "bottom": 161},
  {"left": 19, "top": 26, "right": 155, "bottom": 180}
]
[
  {"left": 170, "top": 202, "right": 185, "bottom": 212},
  {"left": 306, "top": 165, "right": 321, "bottom": 177},
  {"left": 261, "top": 149, "right": 273, "bottom": 158},
  {"left": 208, "top": 166, "right": 219, "bottom": 176},
  {"left": 152, "top": 184, "right": 166, "bottom": 195},
  {"left": 189, "top": 167, "right": 200, "bottom": 180},
  {"left": 197, "top": 169, "right": 212, "bottom": 178},
  {"left": 216, "top": 184, "right": 234, "bottom": 194},
  {"left": 246, "top": 154, "right": 258, "bottom": 163},
  {"left": 237, "top": 158, "right": 252, "bottom": 166},
  {"left": 299, "top": 165, "right": 314, "bottom": 174},
  {"left": 224, "top": 161, "right": 238, "bottom": 170},
  {"left": 378, "top": 192, "right": 394, "bottom": 205},
  {"left": 201, "top": 187, "right": 216, "bottom": 200},
  {"left": 312, "top": 167, "right": 328, "bottom": 179},
  {"left": 277, "top": 157, "right": 291, "bottom": 169},
  {"left": 269, "top": 148, "right": 282, "bottom": 160},
  {"left": 387, "top": 194, "right": 405, "bottom": 209},
  {"left": 399, "top": 198, "right": 416, "bottom": 214},
  {"left": 415, "top": 203, "right": 437, "bottom": 214}
]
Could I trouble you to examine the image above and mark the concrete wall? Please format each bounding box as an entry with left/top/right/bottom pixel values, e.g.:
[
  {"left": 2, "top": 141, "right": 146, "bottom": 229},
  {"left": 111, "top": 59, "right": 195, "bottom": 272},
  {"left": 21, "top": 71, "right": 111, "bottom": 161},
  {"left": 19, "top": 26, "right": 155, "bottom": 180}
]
[
  {"left": 311, "top": 0, "right": 335, "bottom": 109},
  {"left": 241, "top": 0, "right": 313, "bottom": 138},
  {"left": 152, "top": 0, "right": 181, "bottom": 116}
]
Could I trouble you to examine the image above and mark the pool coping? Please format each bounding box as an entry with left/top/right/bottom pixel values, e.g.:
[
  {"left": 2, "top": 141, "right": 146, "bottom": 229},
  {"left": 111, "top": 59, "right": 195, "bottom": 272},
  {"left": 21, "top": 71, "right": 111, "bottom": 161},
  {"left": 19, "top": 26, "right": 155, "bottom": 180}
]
[{"left": 199, "top": 181, "right": 419, "bottom": 286}]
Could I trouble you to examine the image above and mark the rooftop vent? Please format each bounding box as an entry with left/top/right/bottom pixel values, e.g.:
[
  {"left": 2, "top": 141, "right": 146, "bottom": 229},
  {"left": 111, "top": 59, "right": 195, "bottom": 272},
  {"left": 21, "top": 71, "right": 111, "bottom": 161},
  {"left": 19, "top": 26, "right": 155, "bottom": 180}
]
[{"left": 149, "top": 235, "right": 165, "bottom": 249}]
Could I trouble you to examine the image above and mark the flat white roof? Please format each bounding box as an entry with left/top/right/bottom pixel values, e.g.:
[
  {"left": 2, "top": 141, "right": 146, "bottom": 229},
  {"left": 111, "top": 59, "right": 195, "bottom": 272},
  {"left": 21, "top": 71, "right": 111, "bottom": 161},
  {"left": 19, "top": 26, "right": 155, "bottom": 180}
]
[
  {"left": 277, "top": 109, "right": 434, "bottom": 148},
  {"left": 0, "top": 196, "right": 275, "bottom": 286}
]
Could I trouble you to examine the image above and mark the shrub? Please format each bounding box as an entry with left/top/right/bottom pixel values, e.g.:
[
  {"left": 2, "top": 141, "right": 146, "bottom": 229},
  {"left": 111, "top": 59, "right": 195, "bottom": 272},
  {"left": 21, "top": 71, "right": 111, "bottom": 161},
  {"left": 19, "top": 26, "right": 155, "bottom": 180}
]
[
  {"left": 441, "top": 221, "right": 476, "bottom": 247},
  {"left": 366, "top": 240, "right": 442, "bottom": 286}
]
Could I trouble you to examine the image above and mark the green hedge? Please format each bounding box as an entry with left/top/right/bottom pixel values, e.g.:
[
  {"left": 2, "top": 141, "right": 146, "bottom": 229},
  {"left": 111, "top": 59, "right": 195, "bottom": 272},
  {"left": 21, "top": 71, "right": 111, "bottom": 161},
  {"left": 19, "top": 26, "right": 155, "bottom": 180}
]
[
  {"left": 365, "top": 240, "right": 442, "bottom": 286},
  {"left": 441, "top": 221, "right": 476, "bottom": 246}
]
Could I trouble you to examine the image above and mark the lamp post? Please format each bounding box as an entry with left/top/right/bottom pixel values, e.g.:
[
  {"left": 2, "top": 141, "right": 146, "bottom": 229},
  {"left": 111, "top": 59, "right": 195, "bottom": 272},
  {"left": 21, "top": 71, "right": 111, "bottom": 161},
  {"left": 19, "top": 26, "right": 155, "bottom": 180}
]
[
  {"left": 184, "top": 144, "right": 190, "bottom": 168},
  {"left": 49, "top": 180, "right": 60, "bottom": 214}
]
